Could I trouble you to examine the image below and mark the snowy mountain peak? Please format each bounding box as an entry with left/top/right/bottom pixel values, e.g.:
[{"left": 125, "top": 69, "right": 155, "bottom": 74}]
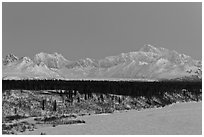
[
  {"left": 34, "top": 52, "right": 69, "bottom": 69},
  {"left": 15, "top": 57, "right": 33, "bottom": 66},
  {"left": 53, "top": 52, "right": 63, "bottom": 57},
  {"left": 3, "top": 54, "right": 19, "bottom": 65},
  {"left": 34, "top": 52, "right": 68, "bottom": 61},
  {"left": 54, "top": 52, "right": 69, "bottom": 62},
  {"left": 21, "top": 56, "right": 32, "bottom": 62},
  {"left": 139, "top": 44, "right": 161, "bottom": 54},
  {"left": 35, "top": 52, "right": 47, "bottom": 57}
]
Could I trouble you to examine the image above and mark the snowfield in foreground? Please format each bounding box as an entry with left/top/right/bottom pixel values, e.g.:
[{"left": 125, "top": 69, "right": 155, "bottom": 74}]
[{"left": 21, "top": 101, "right": 202, "bottom": 135}]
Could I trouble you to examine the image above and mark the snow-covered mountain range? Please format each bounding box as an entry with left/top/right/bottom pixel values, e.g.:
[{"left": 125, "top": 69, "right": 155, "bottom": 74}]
[{"left": 2, "top": 45, "right": 202, "bottom": 81}]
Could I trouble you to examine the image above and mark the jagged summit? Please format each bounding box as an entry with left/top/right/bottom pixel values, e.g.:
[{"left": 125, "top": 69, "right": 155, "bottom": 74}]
[
  {"left": 3, "top": 53, "right": 19, "bottom": 65},
  {"left": 3, "top": 44, "right": 202, "bottom": 81},
  {"left": 4, "top": 53, "right": 18, "bottom": 60}
]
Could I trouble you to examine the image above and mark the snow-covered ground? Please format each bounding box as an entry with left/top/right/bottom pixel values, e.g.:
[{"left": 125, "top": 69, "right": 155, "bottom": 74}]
[{"left": 21, "top": 101, "right": 202, "bottom": 135}]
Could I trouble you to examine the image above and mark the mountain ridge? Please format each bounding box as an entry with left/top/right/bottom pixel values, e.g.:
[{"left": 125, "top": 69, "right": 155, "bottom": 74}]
[{"left": 2, "top": 45, "right": 202, "bottom": 81}]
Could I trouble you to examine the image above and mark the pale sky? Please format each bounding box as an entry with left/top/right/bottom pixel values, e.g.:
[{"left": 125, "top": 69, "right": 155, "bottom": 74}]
[{"left": 2, "top": 2, "right": 202, "bottom": 60}]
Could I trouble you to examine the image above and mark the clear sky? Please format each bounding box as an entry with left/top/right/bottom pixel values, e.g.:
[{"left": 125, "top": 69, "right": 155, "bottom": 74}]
[{"left": 2, "top": 2, "right": 202, "bottom": 60}]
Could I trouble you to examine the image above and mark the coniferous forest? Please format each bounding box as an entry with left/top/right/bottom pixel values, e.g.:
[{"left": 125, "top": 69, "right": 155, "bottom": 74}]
[{"left": 2, "top": 80, "right": 202, "bottom": 98}]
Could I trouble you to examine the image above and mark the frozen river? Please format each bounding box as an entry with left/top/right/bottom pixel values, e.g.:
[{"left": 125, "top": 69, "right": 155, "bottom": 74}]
[{"left": 22, "top": 101, "right": 202, "bottom": 135}]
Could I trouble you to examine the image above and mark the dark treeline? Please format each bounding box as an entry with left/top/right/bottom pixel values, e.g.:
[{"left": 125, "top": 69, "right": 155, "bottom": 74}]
[{"left": 2, "top": 80, "right": 202, "bottom": 98}]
